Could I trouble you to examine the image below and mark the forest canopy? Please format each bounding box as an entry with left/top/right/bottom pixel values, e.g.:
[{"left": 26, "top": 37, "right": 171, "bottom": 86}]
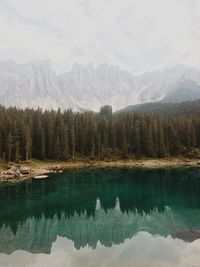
[{"left": 0, "top": 104, "right": 200, "bottom": 162}]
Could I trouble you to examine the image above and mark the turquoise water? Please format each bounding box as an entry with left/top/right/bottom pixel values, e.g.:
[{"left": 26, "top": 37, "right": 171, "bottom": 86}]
[{"left": 0, "top": 167, "right": 200, "bottom": 267}]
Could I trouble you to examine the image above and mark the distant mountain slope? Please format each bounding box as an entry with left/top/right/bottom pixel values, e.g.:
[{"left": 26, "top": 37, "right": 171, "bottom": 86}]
[
  {"left": 1, "top": 61, "right": 200, "bottom": 111},
  {"left": 163, "top": 80, "right": 200, "bottom": 103},
  {"left": 57, "top": 63, "right": 200, "bottom": 111},
  {"left": 0, "top": 60, "right": 80, "bottom": 111},
  {"left": 117, "top": 99, "right": 200, "bottom": 116}
]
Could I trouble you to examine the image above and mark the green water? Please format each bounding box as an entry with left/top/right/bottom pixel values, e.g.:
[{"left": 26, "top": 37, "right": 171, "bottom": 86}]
[{"left": 0, "top": 167, "right": 200, "bottom": 267}]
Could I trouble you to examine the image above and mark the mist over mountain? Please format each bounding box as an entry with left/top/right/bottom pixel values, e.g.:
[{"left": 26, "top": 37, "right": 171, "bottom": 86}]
[
  {"left": 0, "top": 60, "right": 200, "bottom": 112},
  {"left": 162, "top": 80, "right": 200, "bottom": 103}
]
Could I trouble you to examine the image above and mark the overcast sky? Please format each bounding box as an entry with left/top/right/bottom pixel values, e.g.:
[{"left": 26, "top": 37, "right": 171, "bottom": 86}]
[{"left": 0, "top": 0, "right": 199, "bottom": 74}]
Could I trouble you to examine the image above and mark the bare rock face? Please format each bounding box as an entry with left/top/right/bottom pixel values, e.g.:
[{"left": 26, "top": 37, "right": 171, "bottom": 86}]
[
  {"left": 19, "top": 167, "right": 31, "bottom": 175},
  {"left": 3, "top": 166, "right": 29, "bottom": 179},
  {"left": 5, "top": 170, "right": 15, "bottom": 175},
  {"left": 1, "top": 61, "right": 200, "bottom": 112},
  {"left": 0, "top": 61, "right": 80, "bottom": 111},
  {"left": 14, "top": 170, "right": 22, "bottom": 179},
  {"left": 5, "top": 166, "right": 17, "bottom": 175}
]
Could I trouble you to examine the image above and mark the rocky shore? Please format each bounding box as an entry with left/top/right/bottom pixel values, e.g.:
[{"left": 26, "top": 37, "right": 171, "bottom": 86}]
[{"left": 0, "top": 158, "right": 200, "bottom": 182}]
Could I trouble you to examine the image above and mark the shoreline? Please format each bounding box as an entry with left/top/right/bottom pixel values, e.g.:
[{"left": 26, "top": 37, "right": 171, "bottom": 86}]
[{"left": 0, "top": 158, "right": 200, "bottom": 183}]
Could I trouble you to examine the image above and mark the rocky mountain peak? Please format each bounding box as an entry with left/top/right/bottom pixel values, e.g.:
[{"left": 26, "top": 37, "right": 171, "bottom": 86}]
[{"left": 0, "top": 61, "right": 200, "bottom": 112}]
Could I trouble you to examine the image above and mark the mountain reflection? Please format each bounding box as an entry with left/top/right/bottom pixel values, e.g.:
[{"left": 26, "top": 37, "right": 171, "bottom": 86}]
[{"left": 0, "top": 167, "right": 200, "bottom": 254}]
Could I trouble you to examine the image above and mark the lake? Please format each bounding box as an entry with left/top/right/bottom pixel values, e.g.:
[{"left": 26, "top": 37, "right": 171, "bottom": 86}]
[{"left": 0, "top": 167, "right": 200, "bottom": 267}]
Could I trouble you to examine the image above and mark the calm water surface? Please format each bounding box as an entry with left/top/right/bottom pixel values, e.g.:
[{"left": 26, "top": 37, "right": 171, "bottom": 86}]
[{"left": 0, "top": 167, "right": 200, "bottom": 267}]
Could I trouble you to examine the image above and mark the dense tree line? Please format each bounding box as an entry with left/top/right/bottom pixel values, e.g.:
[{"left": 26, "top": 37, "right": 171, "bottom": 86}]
[
  {"left": 120, "top": 99, "right": 200, "bottom": 116},
  {"left": 0, "top": 104, "right": 200, "bottom": 162}
]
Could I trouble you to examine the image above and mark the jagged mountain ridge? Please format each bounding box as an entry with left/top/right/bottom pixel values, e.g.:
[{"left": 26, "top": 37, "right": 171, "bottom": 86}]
[
  {"left": 0, "top": 60, "right": 200, "bottom": 112},
  {"left": 0, "top": 60, "right": 81, "bottom": 111},
  {"left": 162, "top": 80, "right": 200, "bottom": 103}
]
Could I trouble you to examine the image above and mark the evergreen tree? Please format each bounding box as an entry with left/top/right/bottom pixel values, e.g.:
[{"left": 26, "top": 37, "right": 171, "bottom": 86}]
[
  {"left": 24, "top": 125, "right": 31, "bottom": 161},
  {"left": 6, "top": 132, "right": 13, "bottom": 162},
  {"left": 0, "top": 104, "right": 200, "bottom": 162},
  {"left": 133, "top": 120, "right": 141, "bottom": 157},
  {"left": 157, "top": 118, "right": 166, "bottom": 157}
]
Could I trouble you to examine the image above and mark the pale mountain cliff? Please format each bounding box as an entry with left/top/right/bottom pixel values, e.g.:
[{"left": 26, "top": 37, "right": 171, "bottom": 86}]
[{"left": 0, "top": 61, "right": 200, "bottom": 112}]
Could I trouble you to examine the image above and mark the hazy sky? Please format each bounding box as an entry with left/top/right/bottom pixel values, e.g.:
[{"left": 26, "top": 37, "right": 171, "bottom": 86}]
[{"left": 0, "top": 0, "right": 200, "bottom": 74}]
